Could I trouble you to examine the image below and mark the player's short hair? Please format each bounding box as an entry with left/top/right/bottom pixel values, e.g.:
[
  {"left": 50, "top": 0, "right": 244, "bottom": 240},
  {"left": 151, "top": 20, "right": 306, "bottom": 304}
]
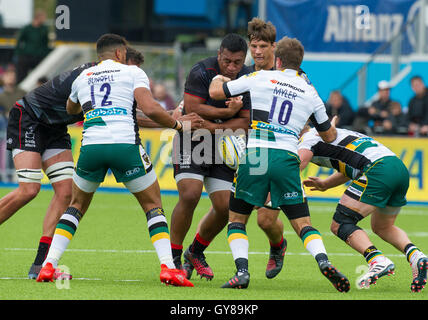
[
  {"left": 96, "top": 33, "right": 127, "bottom": 56},
  {"left": 219, "top": 33, "right": 248, "bottom": 54},
  {"left": 247, "top": 17, "right": 276, "bottom": 43},
  {"left": 275, "top": 36, "right": 304, "bottom": 70},
  {"left": 126, "top": 47, "right": 144, "bottom": 65}
]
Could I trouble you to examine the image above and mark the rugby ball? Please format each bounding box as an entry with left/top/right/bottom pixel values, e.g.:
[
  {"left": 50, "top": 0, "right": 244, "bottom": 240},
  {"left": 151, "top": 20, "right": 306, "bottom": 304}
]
[{"left": 220, "top": 135, "right": 246, "bottom": 170}]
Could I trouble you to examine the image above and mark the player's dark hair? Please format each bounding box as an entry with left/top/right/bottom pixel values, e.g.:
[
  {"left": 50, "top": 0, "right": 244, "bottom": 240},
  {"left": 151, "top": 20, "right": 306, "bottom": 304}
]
[
  {"left": 96, "top": 33, "right": 127, "bottom": 55},
  {"left": 220, "top": 33, "right": 248, "bottom": 54},
  {"left": 126, "top": 47, "right": 144, "bottom": 66}
]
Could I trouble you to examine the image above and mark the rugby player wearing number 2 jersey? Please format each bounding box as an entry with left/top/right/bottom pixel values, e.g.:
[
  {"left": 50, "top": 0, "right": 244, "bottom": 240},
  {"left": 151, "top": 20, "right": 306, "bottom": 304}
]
[
  {"left": 210, "top": 36, "right": 350, "bottom": 292},
  {"left": 0, "top": 46, "right": 173, "bottom": 281},
  {"left": 37, "top": 34, "right": 202, "bottom": 286}
]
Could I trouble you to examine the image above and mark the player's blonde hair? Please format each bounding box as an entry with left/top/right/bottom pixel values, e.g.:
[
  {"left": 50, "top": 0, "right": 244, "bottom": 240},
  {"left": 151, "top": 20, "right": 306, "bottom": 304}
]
[
  {"left": 247, "top": 17, "right": 276, "bottom": 43},
  {"left": 275, "top": 36, "right": 304, "bottom": 70}
]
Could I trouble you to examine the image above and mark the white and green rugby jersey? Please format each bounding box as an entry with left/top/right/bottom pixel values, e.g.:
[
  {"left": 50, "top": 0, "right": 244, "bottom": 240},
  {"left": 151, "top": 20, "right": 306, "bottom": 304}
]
[
  {"left": 69, "top": 59, "right": 150, "bottom": 146},
  {"left": 298, "top": 127, "right": 396, "bottom": 179},
  {"left": 224, "top": 69, "right": 330, "bottom": 154}
]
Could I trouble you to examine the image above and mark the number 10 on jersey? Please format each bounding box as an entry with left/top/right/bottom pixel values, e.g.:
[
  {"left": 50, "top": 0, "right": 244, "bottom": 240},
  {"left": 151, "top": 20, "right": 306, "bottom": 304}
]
[{"left": 268, "top": 97, "right": 293, "bottom": 125}]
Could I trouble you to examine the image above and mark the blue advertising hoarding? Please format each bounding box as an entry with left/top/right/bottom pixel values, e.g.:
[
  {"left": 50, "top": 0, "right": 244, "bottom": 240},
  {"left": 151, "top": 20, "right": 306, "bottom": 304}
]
[{"left": 268, "top": 0, "right": 419, "bottom": 53}]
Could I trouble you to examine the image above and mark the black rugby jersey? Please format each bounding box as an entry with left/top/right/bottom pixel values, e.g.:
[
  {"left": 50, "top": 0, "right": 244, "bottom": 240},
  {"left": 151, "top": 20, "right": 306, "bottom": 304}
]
[
  {"left": 184, "top": 56, "right": 252, "bottom": 122},
  {"left": 20, "top": 62, "right": 96, "bottom": 125}
]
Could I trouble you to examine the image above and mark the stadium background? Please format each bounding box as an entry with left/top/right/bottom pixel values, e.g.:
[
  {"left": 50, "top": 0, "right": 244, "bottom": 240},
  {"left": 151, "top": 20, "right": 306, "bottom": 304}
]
[{"left": 0, "top": 0, "right": 427, "bottom": 204}]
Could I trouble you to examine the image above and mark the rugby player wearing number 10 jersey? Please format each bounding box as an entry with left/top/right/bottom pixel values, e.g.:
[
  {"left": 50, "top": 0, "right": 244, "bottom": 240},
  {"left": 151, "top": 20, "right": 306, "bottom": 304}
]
[
  {"left": 209, "top": 36, "right": 350, "bottom": 292},
  {"left": 37, "top": 34, "right": 202, "bottom": 286}
]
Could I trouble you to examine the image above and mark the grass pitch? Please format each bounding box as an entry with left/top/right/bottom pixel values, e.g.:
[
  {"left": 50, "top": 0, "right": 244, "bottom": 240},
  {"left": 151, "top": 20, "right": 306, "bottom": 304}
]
[{"left": 0, "top": 187, "right": 428, "bottom": 301}]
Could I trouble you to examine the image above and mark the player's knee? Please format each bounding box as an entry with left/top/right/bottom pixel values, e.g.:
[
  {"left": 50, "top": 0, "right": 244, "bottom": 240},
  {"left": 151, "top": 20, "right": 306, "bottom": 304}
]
[
  {"left": 257, "top": 214, "right": 275, "bottom": 231},
  {"left": 333, "top": 203, "right": 364, "bottom": 242},
  {"left": 330, "top": 220, "right": 340, "bottom": 236},
  {"left": 212, "top": 201, "right": 229, "bottom": 217},
  {"left": 178, "top": 189, "right": 201, "bottom": 208},
  {"left": 16, "top": 168, "right": 43, "bottom": 199},
  {"left": 18, "top": 183, "right": 41, "bottom": 201},
  {"left": 55, "top": 187, "right": 72, "bottom": 205}
]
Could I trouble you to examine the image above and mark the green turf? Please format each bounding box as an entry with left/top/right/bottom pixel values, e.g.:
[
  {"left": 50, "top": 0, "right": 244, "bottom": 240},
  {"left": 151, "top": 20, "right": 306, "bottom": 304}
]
[{"left": 0, "top": 187, "right": 427, "bottom": 300}]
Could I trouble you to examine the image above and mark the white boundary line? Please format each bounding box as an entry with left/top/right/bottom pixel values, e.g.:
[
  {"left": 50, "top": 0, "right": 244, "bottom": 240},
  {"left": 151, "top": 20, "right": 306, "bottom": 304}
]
[
  {"left": 0, "top": 248, "right": 412, "bottom": 282},
  {"left": 0, "top": 247, "right": 410, "bottom": 258}
]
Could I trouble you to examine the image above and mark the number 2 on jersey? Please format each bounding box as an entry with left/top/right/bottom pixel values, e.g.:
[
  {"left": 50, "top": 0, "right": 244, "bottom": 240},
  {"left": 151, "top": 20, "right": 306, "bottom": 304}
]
[
  {"left": 90, "top": 83, "right": 112, "bottom": 107},
  {"left": 268, "top": 97, "right": 293, "bottom": 125}
]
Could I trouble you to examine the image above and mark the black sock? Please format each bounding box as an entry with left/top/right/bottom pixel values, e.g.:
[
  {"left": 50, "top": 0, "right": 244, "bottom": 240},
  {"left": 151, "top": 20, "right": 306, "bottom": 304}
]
[
  {"left": 33, "top": 236, "right": 52, "bottom": 265},
  {"left": 235, "top": 258, "right": 248, "bottom": 273},
  {"left": 189, "top": 233, "right": 210, "bottom": 254},
  {"left": 171, "top": 243, "right": 183, "bottom": 267}
]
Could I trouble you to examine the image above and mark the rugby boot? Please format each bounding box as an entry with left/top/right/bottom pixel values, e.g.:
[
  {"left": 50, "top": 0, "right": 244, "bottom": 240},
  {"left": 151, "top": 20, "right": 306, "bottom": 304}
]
[
  {"left": 221, "top": 270, "right": 250, "bottom": 289},
  {"left": 319, "top": 260, "right": 350, "bottom": 292},
  {"left": 182, "top": 260, "right": 195, "bottom": 280},
  {"left": 183, "top": 248, "right": 213, "bottom": 280},
  {"left": 160, "top": 264, "right": 194, "bottom": 287},
  {"left": 411, "top": 256, "right": 428, "bottom": 293},
  {"left": 30, "top": 263, "right": 72, "bottom": 280},
  {"left": 36, "top": 263, "right": 55, "bottom": 282},
  {"left": 28, "top": 263, "right": 42, "bottom": 279},
  {"left": 265, "top": 240, "right": 286, "bottom": 279},
  {"left": 357, "top": 256, "right": 395, "bottom": 288}
]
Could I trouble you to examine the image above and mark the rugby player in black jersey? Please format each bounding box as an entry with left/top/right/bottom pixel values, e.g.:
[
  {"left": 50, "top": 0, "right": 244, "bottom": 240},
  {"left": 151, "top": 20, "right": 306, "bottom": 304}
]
[
  {"left": 0, "top": 47, "right": 199, "bottom": 280},
  {"left": 170, "top": 34, "right": 251, "bottom": 280},
  {"left": 1, "top": 60, "right": 96, "bottom": 280}
]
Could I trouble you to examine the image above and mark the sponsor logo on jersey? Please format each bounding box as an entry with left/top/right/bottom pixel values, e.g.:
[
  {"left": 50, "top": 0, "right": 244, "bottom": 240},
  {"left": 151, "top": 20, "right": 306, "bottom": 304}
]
[
  {"left": 87, "top": 69, "right": 120, "bottom": 84},
  {"left": 85, "top": 107, "right": 127, "bottom": 120},
  {"left": 24, "top": 126, "right": 36, "bottom": 148},
  {"left": 270, "top": 80, "right": 305, "bottom": 93},
  {"left": 252, "top": 121, "right": 299, "bottom": 138},
  {"left": 89, "top": 69, "right": 120, "bottom": 76}
]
